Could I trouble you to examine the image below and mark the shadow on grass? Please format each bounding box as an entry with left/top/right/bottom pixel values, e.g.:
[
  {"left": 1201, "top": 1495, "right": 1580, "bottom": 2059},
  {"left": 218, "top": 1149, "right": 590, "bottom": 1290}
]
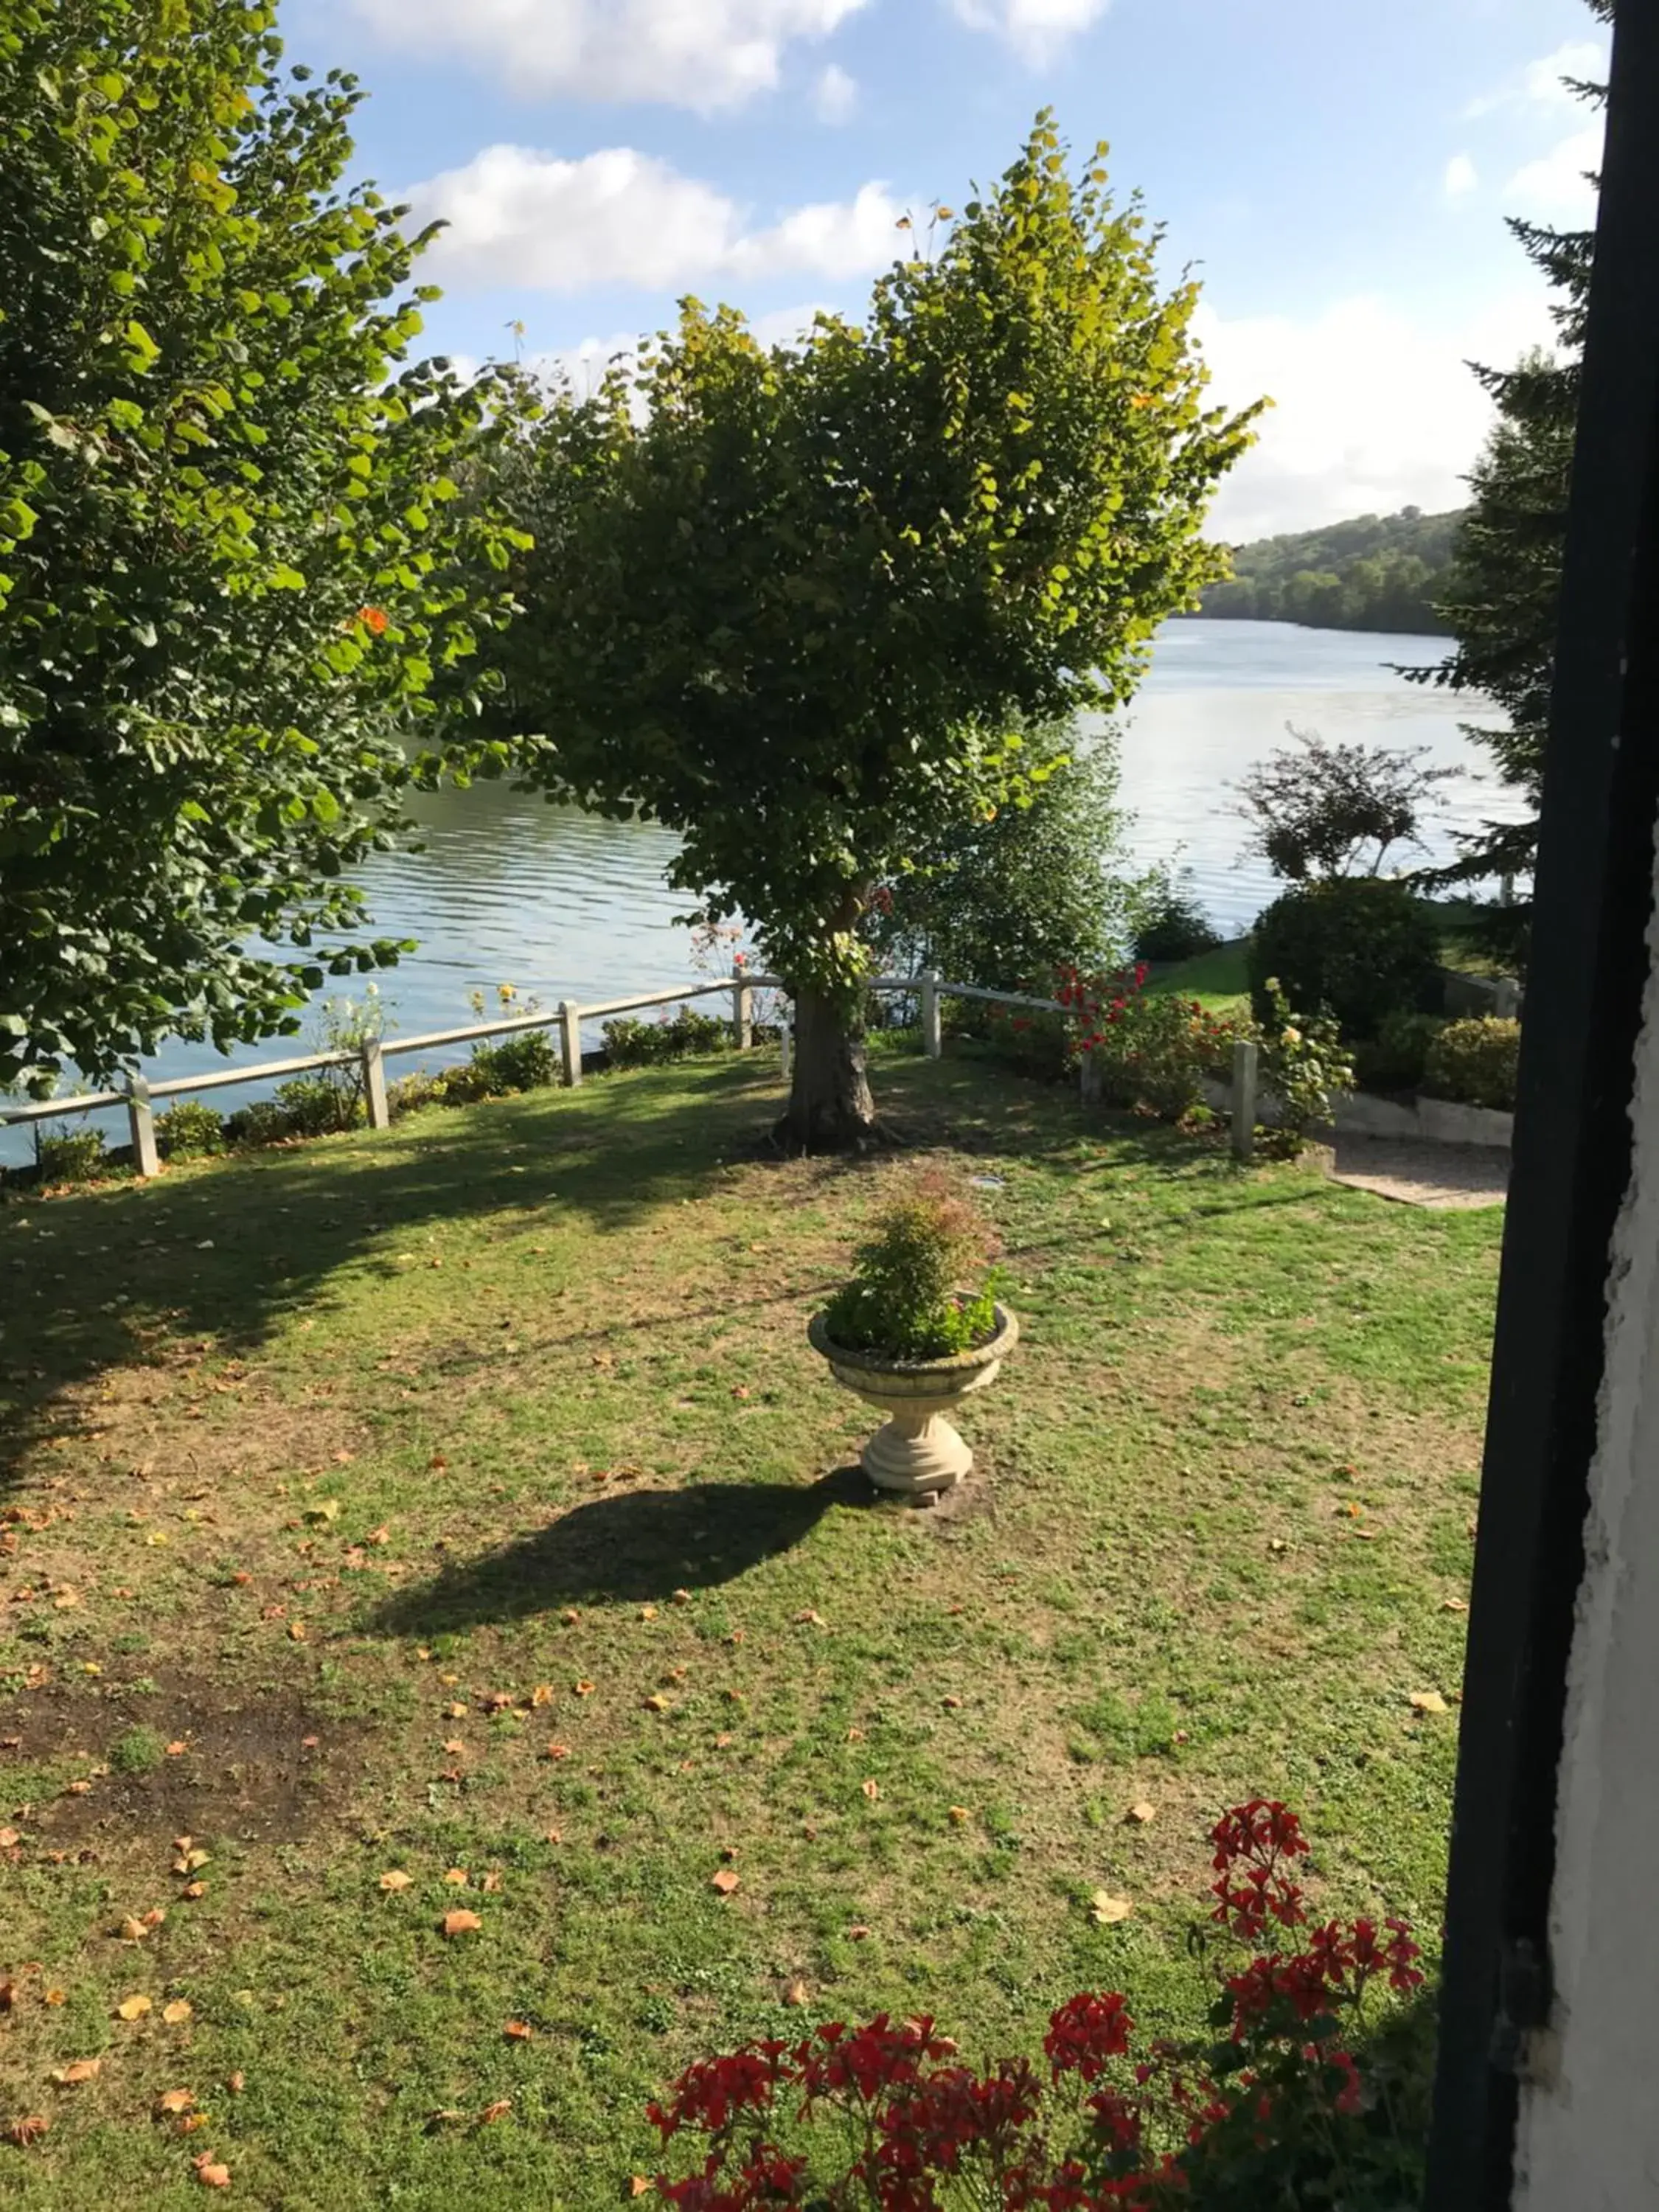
[{"left": 366, "top": 1464, "right": 872, "bottom": 1632}]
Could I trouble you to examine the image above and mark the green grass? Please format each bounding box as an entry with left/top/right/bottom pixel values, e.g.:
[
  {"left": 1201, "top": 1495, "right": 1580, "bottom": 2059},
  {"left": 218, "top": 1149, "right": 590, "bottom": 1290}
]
[
  {"left": 1146, "top": 939, "right": 1250, "bottom": 1008},
  {"left": 0, "top": 1052, "right": 1500, "bottom": 2207}
]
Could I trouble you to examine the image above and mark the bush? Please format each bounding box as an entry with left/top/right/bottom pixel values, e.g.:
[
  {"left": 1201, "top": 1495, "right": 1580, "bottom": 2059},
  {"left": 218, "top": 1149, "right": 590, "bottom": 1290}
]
[
  {"left": 972, "top": 1001, "right": 1076, "bottom": 1083},
  {"left": 1259, "top": 978, "right": 1354, "bottom": 1155},
  {"left": 35, "top": 1124, "right": 107, "bottom": 1183},
  {"left": 602, "top": 1008, "right": 729, "bottom": 1068},
  {"left": 223, "top": 1098, "right": 291, "bottom": 1147},
  {"left": 475, "top": 1029, "right": 557, "bottom": 1093},
  {"left": 155, "top": 1101, "right": 226, "bottom": 1160},
  {"left": 821, "top": 1177, "right": 1001, "bottom": 1361},
  {"left": 1067, "top": 965, "right": 1245, "bottom": 1122},
  {"left": 1248, "top": 877, "right": 1441, "bottom": 1040},
  {"left": 1352, "top": 1009, "right": 1446, "bottom": 1096},
  {"left": 1422, "top": 1016, "right": 1521, "bottom": 1111},
  {"left": 1132, "top": 862, "right": 1222, "bottom": 964},
  {"left": 386, "top": 1070, "right": 448, "bottom": 1120},
  {"left": 274, "top": 1075, "right": 364, "bottom": 1138}
]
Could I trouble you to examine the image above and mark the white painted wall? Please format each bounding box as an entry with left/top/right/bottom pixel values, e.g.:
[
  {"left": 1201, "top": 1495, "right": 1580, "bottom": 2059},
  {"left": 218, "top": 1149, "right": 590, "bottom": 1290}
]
[{"left": 1512, "top": 821, "right": 1659, "bottom": 2211}]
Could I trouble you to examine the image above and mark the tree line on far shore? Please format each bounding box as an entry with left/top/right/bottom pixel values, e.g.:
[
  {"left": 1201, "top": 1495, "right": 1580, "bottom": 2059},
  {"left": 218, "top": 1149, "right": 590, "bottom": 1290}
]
[{"left": 1193, "top": 506, "right": 1461, "bottom": 635}]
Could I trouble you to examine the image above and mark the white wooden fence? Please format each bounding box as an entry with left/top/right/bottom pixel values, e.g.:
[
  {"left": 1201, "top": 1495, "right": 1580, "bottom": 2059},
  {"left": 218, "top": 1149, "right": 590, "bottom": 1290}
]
[{"left": 0, "top": 970, "right": 1068, "bottom": 1178}]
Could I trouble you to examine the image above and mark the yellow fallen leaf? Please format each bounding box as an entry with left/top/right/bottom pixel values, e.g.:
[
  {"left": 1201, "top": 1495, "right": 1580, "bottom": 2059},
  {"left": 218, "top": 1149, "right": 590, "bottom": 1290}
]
[
  {"left": 1126, "top": 1801, "right": 1157, "bottom": 1825},
  {"left": 305, "top": 1500, "right": 340, "bottom": 1524},
  {"left": 642, "top": 1694, "right": 670, "bottom": 1714},
  {"left": 1088, "top": 1891, "right": 1133, "bottom": 1926},
  {"left": 639, "top": 1605, "right": 658, "bottom": 1621},
  {"left": 529, "top": 1685, "right": 554, "bottom": 1708},
  {"left": 52, "top": 2059, "right": 102, "bottom": 2085},
  {"left": 379, "top": 1870, "right": 414, "bottom": 1893},
  {"left": 710, "top": 1868, "right": 740, "bottom": 1896},
  {"left": 1410, "top": 1690, "right": 1449, "bottom": 1715},
  {"left": 574, "top": 1680, "right": 595, "bottom": 1697},
  {"left": 156, "top": 2089, "right": 196, "bottom": 2117},
  {"left": 0, "top": 1826, "right": 19, "bottom": 1848},
  {"left": 444, "top": 1868, "right": 470, "bottom": 1885},
  {"left": 45, "top": 1989, "right": 66, "bottom": 2006},
  {"left": 194, "top": 2155, "right": 232, "bottom": 2188},
  {"left": 117, "top": 1992, "right": 154, "bottom": 2020},
  {"left": 442, "top": 1909, "right": 482, "bottom": 1937},
  {"left": 164, "top": 2000, "right": 194, "bottom": 2025},
  {"left": 783, "top": 1978, "right": 810, "bottom": 2006},
  {"left": 948, "top": 1806, "right": 970, "bottom": 1825}
]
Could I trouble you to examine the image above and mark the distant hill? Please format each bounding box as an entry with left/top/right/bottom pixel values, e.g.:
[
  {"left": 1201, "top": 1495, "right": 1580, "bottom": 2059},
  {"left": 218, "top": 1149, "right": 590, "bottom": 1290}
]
[{"left": 1196, "top": 505, "right": 1461, "bottom": 635}]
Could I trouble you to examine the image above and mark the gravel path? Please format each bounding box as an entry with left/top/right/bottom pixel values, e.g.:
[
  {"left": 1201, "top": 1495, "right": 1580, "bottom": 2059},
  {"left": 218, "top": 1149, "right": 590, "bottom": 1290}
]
[{"left": 1326, "top": 1133, "right": 1510, "bottom": 1210}]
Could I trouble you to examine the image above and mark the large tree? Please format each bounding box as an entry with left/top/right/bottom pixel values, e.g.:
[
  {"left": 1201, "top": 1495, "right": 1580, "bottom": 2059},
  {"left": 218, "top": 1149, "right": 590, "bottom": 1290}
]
[
  {"left": 0, "top": 0, "right": 527, "bottom": 1093},
  {"left": 1412, "top": 1, "right": 1610, "bottom": 961},
  {"left": 489, "top": 117, "right": 1260, "bottom": 1149}
]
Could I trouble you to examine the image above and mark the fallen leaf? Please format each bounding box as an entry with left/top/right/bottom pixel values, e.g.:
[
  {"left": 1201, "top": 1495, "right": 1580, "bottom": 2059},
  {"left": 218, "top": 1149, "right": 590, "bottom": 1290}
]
[
  {"left": 193, "top": 2154, "right": 232, "bottom": 2188},
  {"left": 560, "top": 1607, "right": 580, "bottom": 1625},
  {"left": 429, "top": 1454, "right": 448, "bottom": 1472},
  {"left": 504, "top": 2020, "right": 533, "bottom": 2042},
  {"left": 795, "top": 1608, "right": 826, "bottom": 1627},
  {"left": 574, "top": 1680, "right": 595, "bottom": 1697},
  {"left": 45, "top": 1989, "right": 66, "bottom": 2006},
  {"left": 725, "top": 1630, "right": 745, "bottom": 1647},
  {"left": 847, "top": 1924, "right": 872, "bottom": 1941},
  {"left": 671, "top": 1587, "right": 692, "bottom": 1605},
  {"left": 639, "top": 1605, "right": 658, "bottom": 1621},
  {"left": 483, "top": 1691, "right": 512, "bottom": 1713},
  {"left": 52, "top": 2059, "right": 102, "bottom": 2086},
  {"left": 119, "top": 1916, "right": 150, "bottom": 1942},
  {"left": 227, "top": 2073, "right": 246, "bottom": 2095},
  {"left": 783, "top": 1978, "right": 810, "bottom": 2007},
  {"left": 444, "top": 1868, "right": 470, "bottom": 1885},
  {"left": 143, "top": 1909, "right": 167, "bottom": 1929},
  {"left": 478, "top": 2098, "right": 512, "bottom": 2126},
  {"left": 167, "top": 1741, "right": 187, "bottom": 1757},
  {"left": 445, "top": 1702, "right": 468, "bottom": 1721},
  {"left": 642, "top": 1694, "right": 670, "bottom": 1714},
  {"left": 948, "top": 1806, "right": 970, "bottom": 1825},
  {"left": 179, "top": 2112, "right": 209, "bottom": 2134},
  {"left": 164, "top": 2000, "right": 194, "bottom": 2025},
  {"left": 65, "top": 1780, "right": 92, "bottom": 1797},
  {"left": 1442, "top": 1598, "right": 1469, "bottom": 1613},
  {"left": 183, "top": 1882, "right": 207, "bottom": 1900},
  {"left": 544, "top": 1742, "right": 571, "bottom": 1761},
  {"left": 860, "top": 1779, "right": 880, "bottom": 1801},
  {"left": 4, "top": 2115, "right": 49, "bottom": 2146},
  {"left": 1409, "top": 1691, "right": 1449, "bottom": 1716},
  {"left": 529, "top": 1685, "right": 554, "bottom": 1708},
  {"left": 441, "top": 1910, "right": 482, "bottom": 1937},
  {"left": 288, "top": 1621, "right": 307, "bottom": 1642},
  {"left": 1088, "top": 1891, "right": 1133, "bottom": 1926},
  {"left": 481, "top": 1869, "right": 503, "bottom": 1893},
  {"left": 442, "top": 1739, "right": 467, "bottom": 1757},
  {"left": 630, "top": 2178, "right": 653, "bottom": 2199},
  {"left": 941, "top": 1695, "right": 962, "bottom": 1711},
  {"left": 156, "top": 2089, "right": 195, "bottom": 2116},
  {"left": 709, "top": 1869, "right": 740, "bottom": 1896},
  {"left": 116, "top": 1992, "right": 154, "bottom": 2020},
  {"left": 305, "top": 1500, "right": 340, "bottom": 1524},
  {"left": 0, "top": 1826, "right": 19, "bottom": 1848},
  {"left": 174, "top": 1849, "right": 211, "bottom": 1873},
  {"left": 379, "top": 1870, "right": 414, "bottom": 1893},
  {"left": 1126, "top": 1802, "right": 1157, "bottom": 1826}
]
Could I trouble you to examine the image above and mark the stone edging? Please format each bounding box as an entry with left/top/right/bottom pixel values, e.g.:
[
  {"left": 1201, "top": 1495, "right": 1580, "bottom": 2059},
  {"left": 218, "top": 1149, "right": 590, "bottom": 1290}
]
[{"left": 1200, "top": 1077, "right": 1514, "bottom": 1152}]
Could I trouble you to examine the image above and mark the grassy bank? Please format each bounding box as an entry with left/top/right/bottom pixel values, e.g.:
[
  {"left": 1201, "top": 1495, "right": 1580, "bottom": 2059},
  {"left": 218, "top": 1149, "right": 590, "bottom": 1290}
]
[{"left": 0, "top": 1053, "right": 1499, "bottom": 2208}]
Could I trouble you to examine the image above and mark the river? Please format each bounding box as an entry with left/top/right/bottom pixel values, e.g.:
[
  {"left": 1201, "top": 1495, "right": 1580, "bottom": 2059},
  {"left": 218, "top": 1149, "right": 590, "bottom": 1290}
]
[{"left": 6, "top": 619, "right": 1519, "bottom": 1161}]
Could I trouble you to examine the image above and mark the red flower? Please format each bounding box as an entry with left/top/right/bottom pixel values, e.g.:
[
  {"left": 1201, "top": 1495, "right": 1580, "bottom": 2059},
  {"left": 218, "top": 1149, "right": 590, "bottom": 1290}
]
[{"left": 1045, "top": 1991, "right": 1133, "bottom": 2082}]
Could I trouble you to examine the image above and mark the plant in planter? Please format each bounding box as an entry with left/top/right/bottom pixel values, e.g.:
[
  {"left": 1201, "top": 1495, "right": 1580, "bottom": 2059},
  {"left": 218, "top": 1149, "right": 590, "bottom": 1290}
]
[{"left": 808, "top": 1179, "right": 1015, "bottom": 1497}]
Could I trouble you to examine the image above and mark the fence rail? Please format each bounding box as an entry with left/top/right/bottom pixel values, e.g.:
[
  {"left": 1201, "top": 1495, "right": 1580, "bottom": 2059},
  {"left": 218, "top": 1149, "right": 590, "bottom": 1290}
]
[{"left": 3, "top": 969, "right": 1072, "bottom": 1177}]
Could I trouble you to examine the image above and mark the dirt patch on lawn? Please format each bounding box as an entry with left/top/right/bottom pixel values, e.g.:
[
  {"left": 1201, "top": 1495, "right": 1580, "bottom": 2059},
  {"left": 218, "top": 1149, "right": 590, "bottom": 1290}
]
[{"left": 2, "top": 1667, "right": 372, "bottom": 1854}]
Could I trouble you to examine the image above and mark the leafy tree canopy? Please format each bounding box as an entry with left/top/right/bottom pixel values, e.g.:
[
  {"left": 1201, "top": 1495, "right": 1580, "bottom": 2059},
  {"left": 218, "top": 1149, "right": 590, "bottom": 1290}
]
[
  {"left": 0, "top": 0, "right": 530, "bottom": 1093},
  {"left": 486, "top": 115, "right": 1262, "bottom": 1145},
  {"left": 1198, "top": 507, "right": 1461, "bottom": 634},
  {"left": 1233, "top": 725, "right": 1455, "bottom": 883}
]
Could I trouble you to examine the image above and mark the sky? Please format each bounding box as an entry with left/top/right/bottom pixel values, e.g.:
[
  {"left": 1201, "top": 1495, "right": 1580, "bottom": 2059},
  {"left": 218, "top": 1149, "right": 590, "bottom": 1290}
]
[{"left": 285, "top": 0, "right": 1610, "bottom": 542}]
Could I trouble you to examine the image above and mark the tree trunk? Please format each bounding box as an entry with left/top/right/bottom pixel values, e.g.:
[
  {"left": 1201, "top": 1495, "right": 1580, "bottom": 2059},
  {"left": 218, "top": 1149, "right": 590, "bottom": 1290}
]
[{"left": 778, "top": 982, "right": 880, "bottom": 1152}]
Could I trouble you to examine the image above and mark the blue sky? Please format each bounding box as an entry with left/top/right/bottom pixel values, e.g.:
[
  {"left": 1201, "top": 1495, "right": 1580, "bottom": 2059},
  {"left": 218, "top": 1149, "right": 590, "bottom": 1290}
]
[{"left": 287, "top": 0, "right": 1608, "bottom": 538}]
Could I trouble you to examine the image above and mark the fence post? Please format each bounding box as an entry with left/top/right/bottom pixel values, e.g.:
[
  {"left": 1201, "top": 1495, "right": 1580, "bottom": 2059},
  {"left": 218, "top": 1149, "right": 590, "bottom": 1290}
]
[
  {"left": 359, "top": 1037, "right": 390, "bottom": 1130},
  {"left": 921, "top": 970, "right": 942, "bottom": 1060},
  {"left": 781, "top": 1015, "right": 793, "bottom": 1085},
  {"left": 731, "top": 964, "right": 754, "bottom": 1050},
  {"left": 1230, "top": 1039, "right": 1259, "bottom": 1164},
  {"left": 125, "top": 1074, "right": 159, "bottom": 1178},
  {"left": 557, "top": 1000, "right": 583, "bottom": 1089},
  {"left": 1494, "top": 977, "right": 1520, "bottom": 1019},
  {"left": 1079, "top": 1046, "right": 1102, "bottom": 1105}
]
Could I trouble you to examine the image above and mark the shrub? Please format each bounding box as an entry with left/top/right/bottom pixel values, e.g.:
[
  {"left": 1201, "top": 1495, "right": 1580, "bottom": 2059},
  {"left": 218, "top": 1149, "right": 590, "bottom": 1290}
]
[
  {"left": 1352, "top": 1009, "right": 1446, "bottom": 1096},
  {"left": 1259, "top": 979, "right": 1354, "bottom": 1156},
  {"left": 822, "top": 1177, "right": 1001, "bottom": 1361},
  {"left": 1422, "top": 1016, "right": 1521, "bottom": 1111},
  {"left": 974, "top": 1001, "right": 1076, "bottom": 1083},
  {"left": 602, "top": 1008, "right": 729, "bottom": 1068},
  {"left": 1065, "top": 964, "right": 1244, "bottom": 1121},
  {"left": 36, "top": 1124, "right": 107, "bottom": 1183},
  {"left": 155, "top": 1101, "right": 226, "bottom": 1160},
  {"left": 274, "top": 1075, "right": 364, "bottom": 1138},
  {"left": 1233, "top": 724, "right": 1455, "bottom": 882},
  {"left": 646, "top": 1797, "right": 1428, "bottom": 2211},
  {"left": 1248, "top": 877, "right": 1441, "bottom": 1039},
  {"left": 223, "top": 1098, "right": 291, "bottom": 1147},
  {"left": 474, "top": 1029, "right": 557, "bottom": 1093},
  {"left": 1131, "top": 861, "right": 1222, "bottom": 964},
  {"left": 386, "top": 1069, "right": 448, "bottom": 1120},
  {"left": 109, "top": 1725, "right": 167, "bottom": 1776}
]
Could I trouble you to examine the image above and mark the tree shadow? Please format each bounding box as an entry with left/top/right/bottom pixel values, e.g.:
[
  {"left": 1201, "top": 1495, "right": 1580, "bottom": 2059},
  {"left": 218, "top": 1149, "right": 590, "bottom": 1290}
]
[{"left": 366, "top": 1464, "right": 872, "bottom": 1635}]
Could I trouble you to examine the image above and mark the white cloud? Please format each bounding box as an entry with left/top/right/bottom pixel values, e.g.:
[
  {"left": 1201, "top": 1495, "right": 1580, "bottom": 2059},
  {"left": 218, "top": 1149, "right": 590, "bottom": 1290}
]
[
  {"left": 1192, "top": 289, "right": 1555, "bottom": 542},
  {"left": 814, "top": 60, "right": 858, "bottom": 121},
  {"left": 407, "top": 144, "right": 907, "bottom": 293},
  {"left": 349, "top": 0, "right": 868, "bottom": 111},
  {"left": 947, "top": 0, "right": 1110, "bottom": 64},
  {"left": 1466, "top": 36, "right": 1607, "bottom": 117},
  {"left": 1443, "top": 153, "right": 1478, "bottom": 203},
  {"left": 1505, "top": 119, "right": 1604, "bottom": 220}
]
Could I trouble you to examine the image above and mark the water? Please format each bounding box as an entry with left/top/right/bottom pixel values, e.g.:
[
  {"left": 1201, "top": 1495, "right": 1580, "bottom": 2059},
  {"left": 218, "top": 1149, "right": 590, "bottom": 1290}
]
[
  {"left": 1110, "top": 619, "right": 1515, "bottom": 936},
  {"left": 6, "top": 619, "right": 1517, "bottom": 1162}
]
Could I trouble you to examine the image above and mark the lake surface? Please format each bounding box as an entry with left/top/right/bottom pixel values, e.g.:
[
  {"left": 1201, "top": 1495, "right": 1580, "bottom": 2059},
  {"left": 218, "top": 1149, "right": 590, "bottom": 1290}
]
[{"left": 7, "top": 619, "right": 1520, "bottom": 1161}]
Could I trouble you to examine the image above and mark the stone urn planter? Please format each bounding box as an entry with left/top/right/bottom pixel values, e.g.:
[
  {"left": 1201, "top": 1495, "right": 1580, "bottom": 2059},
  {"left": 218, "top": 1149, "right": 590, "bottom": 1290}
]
[{"left": 807, "top": 1304, "right": 1019, "bottom": 1497}]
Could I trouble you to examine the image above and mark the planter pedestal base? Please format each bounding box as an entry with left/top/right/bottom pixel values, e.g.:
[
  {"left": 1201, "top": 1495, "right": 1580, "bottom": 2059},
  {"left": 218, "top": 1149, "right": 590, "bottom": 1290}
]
[{"left": 861, "top": 1412, "right": 973, "bottom": 1496}]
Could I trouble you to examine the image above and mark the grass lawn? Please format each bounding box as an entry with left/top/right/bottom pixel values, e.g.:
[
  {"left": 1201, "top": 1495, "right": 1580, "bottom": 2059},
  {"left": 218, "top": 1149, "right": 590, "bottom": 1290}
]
[
  {"left": 0, "top": 1051, "right": 1500, "bottom": 2208},
  {"left": 1149, "top": 899, "right": 1516, "bottom": 1015}
]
